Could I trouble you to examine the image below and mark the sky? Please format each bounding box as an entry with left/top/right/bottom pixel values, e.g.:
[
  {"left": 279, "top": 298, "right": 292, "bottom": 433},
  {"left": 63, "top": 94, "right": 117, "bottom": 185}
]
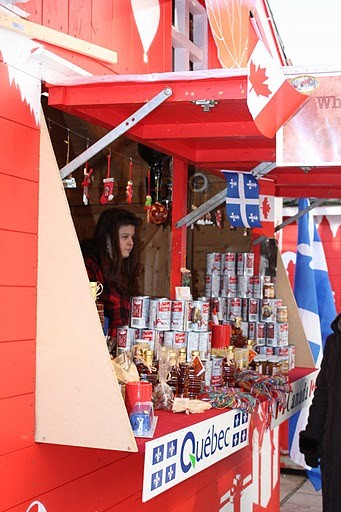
[{"left": 268, "top": 0, "right": 341, "bottom": 66}]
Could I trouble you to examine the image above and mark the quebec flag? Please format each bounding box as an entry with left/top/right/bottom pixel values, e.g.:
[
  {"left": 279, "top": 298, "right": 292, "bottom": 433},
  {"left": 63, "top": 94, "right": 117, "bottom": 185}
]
[
  {"left": 289, "top": 198, "right": 336, "bottom": 490},
  {"left": 222, "top": 171, "right": 262, "bottom": 228}
]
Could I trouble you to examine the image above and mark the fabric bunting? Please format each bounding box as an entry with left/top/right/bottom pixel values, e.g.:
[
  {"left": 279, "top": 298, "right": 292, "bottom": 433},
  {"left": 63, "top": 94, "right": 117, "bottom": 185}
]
[
  {"left": 222, "top": 171, "right": 262, "bottom": 228},
  {"left": 289, "top": 198, "right": 336, "bottom": 491}
]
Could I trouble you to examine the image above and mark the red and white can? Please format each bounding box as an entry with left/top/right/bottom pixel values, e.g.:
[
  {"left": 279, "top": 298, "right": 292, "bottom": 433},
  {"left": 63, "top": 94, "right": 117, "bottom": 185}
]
[
  {"left": 248, "top": 299, "right": 260, "bottom": 322},
  {"left": 130, "top": 296, "right": 150, "bottom": 329},
  {"left": 171, "top": 300, "right": 187, "bottom": 331},
  {"left": 288, "top": 344, "right": 296, "bottom": 370},
  {"left": 276, "top": 322, "right": 289, "bottom": 346},
  {"left": 211, "top": 356, "right": 223, "bottom": 386},
  {"left": 149, "top": 298, "right": 171, "bottom": 331},
  {"left": 222, "top": 252, "right": 236, "bottom": 275},
  {"left": 117, "top": 326, "right": 136, "bottom": 350},
  {"left": 205, "top": 273, "right": 221, "bottom": 297},
  {"left": 198, "top": 331, "right": 211, "bottom": 360},
  {"left": 191, "top": 300, "right": 210, "bottom": 332},
  {"left": 186, "top": 331, "right": 200, "bottom": 362},
  {"left": 211, "top": 297, "right": 227, "bottom": 323},
  {"left": 237, "top": 253, "right": 254, "bottom": 276},
  {"left": 255, "top": 322, "right": 266, "bottom": 345},
  {"left": 266, "top": 322, "right": 277, "bottom": 346},
  {"left": 228, "top": 297, "right": 242, "bottom": 321},
  {"left": 221, "top": 274, "right": 237, "bottom": 297},
  {"left": 250, "top": 275, "right": 262, "bottom": 299},
  {"left": 206, "top": 252, "right": 222, "bottom": 274}
]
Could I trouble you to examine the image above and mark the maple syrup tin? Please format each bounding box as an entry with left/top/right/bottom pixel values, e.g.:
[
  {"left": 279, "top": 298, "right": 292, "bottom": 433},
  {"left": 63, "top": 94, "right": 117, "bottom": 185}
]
[
  {"left": 238, "top": 275, "right": 252, "bottom": 298},
  {"left": 186, "top": 331, "right": 200, "bottom": 362},
  {"left": 199, "top": 330, "right": 211, "bottom": 360},
  {"left": 255, "top": 322, "right": 266, "bottom": 345},
  {"left": 237, "top": 253, "right": 254, "bottom": 277},
  {"left": 227, "top": 297, "right": 242, "bottom": 321},
  {"left": 250, "top": 275, "right": 262, "bottom": 299},
  {"left": 117, "top": 326, "right": 136, "bottom": 350},
  {"left": 206, "top": 252, "right": 222, "bottom": 274},
  {"left": 211, "top": 356, "right": 223, "bottom": 386},
  {"left": 211, "top": 297, "right": 227, "bottom": 323},
  {"left": 222, "top": 252, "right": 236, "bottom": 275},
  {"left": 248, "top": 298, "right": 260, "bottom": 322},
  {"left": 170, "top": 300, "right": 187, "bottom": 331},
  {"left": 130, "top": 296, "right": 150, "bottom": 328},
  {"left": 276, "top": 322, "right": 289, "bottom": 346},
  {"left": 149, "top": 298, "right": 172, "bottom": 331},
  {"left": 265, "top": 322, "right": 277, "bottom": 346},
  {"left": 221, "top": 274, "right": 237, "bottom": 297},
  {"left": 191, "top": 300, "right": 210, "bottom": 331},
  {"left": 205, "top": 273, "right": 221, "bottom": 297}
]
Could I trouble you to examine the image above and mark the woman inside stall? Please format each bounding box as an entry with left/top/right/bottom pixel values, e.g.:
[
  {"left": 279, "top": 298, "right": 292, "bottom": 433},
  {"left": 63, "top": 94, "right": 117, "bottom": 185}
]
[{"left": 81, "top": 207, "right": 140, "bottom": 345}]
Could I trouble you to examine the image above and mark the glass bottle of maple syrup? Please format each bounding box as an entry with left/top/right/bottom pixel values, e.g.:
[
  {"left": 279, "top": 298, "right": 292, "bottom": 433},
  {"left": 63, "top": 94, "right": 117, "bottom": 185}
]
[
  {"left": 139, "top": 349, "right": 159, "bottom": 389},
  {"left": 167, "top": 350, "right": 179, "bottom": 396}
]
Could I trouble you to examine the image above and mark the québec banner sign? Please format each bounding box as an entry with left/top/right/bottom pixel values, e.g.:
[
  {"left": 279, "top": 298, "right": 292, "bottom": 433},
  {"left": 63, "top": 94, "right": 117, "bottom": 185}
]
[{"left": 143, "top": 409, "right": 250, "bottom": 502}]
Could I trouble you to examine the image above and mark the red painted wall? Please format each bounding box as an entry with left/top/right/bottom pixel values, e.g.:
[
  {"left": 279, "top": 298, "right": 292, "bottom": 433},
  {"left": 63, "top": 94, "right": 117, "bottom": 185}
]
[{"left": 24, "top": 0, "right": 172, "bottom": 75}]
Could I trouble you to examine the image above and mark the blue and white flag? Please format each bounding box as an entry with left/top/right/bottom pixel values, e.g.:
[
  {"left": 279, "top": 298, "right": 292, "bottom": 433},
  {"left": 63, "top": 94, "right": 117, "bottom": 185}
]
[
  {"left": 289, "top": 198, "right": 336, "bottom": 491},
  {"left": 222, "top": 171, "right": 262, "bottom": 228}
]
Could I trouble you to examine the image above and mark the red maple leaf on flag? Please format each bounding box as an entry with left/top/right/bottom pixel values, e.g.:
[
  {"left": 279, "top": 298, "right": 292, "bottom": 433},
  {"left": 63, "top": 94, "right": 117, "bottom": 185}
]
[
  {"left": 262, "top": 197, "right": 271, "bottom": 219},
  {"left": 249, "top": 62, "right": 271, "bottom": 97}
]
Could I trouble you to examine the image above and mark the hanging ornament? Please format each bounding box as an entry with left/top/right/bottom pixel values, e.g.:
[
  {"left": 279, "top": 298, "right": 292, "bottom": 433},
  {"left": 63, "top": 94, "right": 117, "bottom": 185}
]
[
  {"left": 82, "top": 166, "right": 93, "bottom": 206},
  {"left": 100, "top": 150, "right": 115, "bottom": 205},
  {"left": 149, "top": 164, "right": 168, "bottom": 225},
  {"left": 62, "top": 128, "right": 76, "bottom": 188},
  {"left": 216, "top": 207, "right": 223, "bottom": 229},
  {"left": 149, "top": 201, "right": 168, "bottom": 225},
  {"left": 144, "top": 167, "right": 152, "bottom": 222},
  {"left": 126, "top": 157, "right": 133, "bottom": 204}
]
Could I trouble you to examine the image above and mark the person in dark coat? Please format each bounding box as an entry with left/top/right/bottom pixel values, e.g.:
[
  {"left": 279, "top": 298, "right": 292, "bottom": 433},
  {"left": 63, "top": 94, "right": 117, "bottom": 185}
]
[{"left": 299, "top": 313, "right": 341, "bottom": 512}]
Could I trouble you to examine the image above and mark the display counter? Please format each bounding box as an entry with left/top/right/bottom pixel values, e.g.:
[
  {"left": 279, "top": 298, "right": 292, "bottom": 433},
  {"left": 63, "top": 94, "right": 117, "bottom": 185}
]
[{"left": 110, "top": 367, "right": 317, "bottom": 511}]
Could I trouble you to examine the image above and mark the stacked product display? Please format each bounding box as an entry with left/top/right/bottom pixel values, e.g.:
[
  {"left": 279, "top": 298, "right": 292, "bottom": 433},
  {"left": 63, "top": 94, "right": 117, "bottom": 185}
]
[{"left": 109, "top": 252, "right": 295, "bottom": 417}]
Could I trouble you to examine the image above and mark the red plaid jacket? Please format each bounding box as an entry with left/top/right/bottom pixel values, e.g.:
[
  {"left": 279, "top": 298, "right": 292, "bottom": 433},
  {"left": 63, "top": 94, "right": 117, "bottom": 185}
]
[{"left": 84, "top": 255, "right": 130, "bottom": 336}]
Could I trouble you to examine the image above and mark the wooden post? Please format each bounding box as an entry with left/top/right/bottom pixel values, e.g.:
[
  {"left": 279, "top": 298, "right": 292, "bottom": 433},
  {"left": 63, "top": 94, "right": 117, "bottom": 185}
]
[{"left": 170, "top": 158, "right": 188, "bottom": 298}]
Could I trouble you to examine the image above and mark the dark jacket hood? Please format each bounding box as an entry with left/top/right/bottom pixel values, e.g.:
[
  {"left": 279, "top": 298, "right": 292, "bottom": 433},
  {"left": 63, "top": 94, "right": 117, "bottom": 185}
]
[{"left": 331, "top": 313, "right": 341, "bottom": 333}]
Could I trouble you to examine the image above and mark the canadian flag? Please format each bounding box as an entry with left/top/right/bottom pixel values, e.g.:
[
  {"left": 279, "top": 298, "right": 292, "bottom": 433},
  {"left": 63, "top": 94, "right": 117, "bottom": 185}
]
[{"left": 247, "top": 12, "right": 307, "bottom": 138}]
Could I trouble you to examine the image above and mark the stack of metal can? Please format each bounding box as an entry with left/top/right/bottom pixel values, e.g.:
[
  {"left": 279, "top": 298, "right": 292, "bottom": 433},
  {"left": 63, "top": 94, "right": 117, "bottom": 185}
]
[
  {"left": 116, "top": 296, "right": 212, "bottom": 365},
  {"left": 204, "top": 251, "right": 295, "bottom": 371}
]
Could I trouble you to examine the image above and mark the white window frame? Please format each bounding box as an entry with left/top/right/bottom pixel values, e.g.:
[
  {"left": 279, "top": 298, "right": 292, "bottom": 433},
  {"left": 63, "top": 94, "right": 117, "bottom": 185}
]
[{"left": 172, "top": 0, "right": 208, "bottom": 71}]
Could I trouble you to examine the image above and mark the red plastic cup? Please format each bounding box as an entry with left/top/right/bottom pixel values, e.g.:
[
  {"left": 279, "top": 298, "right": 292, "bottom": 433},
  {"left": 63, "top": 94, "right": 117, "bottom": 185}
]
[
  {"left": 211, "top": 324, "right": 231, "bottom": 348},
  {"left": 125, "top": 381, "right": 152, "bottom": 414}
]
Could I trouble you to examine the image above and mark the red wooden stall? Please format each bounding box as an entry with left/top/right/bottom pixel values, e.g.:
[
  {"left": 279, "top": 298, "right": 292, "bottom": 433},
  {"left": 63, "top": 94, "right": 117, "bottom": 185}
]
[{"left": 1, "top": 1, "right": 340, "bottom": 511}]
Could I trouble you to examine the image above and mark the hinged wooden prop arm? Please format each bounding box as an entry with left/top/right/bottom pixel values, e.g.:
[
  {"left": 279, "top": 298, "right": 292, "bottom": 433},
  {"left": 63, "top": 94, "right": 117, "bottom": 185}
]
[{"left": 59, "top": 87, "right": 173, "bottom": 180}]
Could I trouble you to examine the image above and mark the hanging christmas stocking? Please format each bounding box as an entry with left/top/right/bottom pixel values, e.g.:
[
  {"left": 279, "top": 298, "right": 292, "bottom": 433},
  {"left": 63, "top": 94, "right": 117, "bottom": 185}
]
[
  {"left": 100, "top": 151, "right": 114, "bottom": 205},
  {"left": 100, "top": 177, "right": 115, "bottom": 205}
]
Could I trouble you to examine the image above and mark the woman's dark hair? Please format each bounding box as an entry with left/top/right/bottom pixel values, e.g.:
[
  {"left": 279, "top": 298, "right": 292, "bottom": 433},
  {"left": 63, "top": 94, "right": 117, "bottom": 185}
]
[{"left": 83, "top": 208, "right": 140, "bottom": 296}]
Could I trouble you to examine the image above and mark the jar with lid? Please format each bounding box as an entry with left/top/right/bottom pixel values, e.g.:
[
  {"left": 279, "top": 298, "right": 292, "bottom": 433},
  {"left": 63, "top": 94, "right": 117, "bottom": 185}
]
[
  {"left": 267, "top": 356, "right": 282, "bottom": 376},
  {"left": 279, "top": 356, "right": 289, "bottom": 375},
  {"left": 276, "top": 306, "right": 288, "bottom": 323},
  {"left": 263, "top": 282, "right": 275, "bottom": 299}
]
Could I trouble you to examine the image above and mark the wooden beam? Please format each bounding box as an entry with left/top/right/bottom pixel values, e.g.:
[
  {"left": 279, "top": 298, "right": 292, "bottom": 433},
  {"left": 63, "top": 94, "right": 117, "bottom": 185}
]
[{"left": 0, "top": 12, "right": 118, "bottom": 64}]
